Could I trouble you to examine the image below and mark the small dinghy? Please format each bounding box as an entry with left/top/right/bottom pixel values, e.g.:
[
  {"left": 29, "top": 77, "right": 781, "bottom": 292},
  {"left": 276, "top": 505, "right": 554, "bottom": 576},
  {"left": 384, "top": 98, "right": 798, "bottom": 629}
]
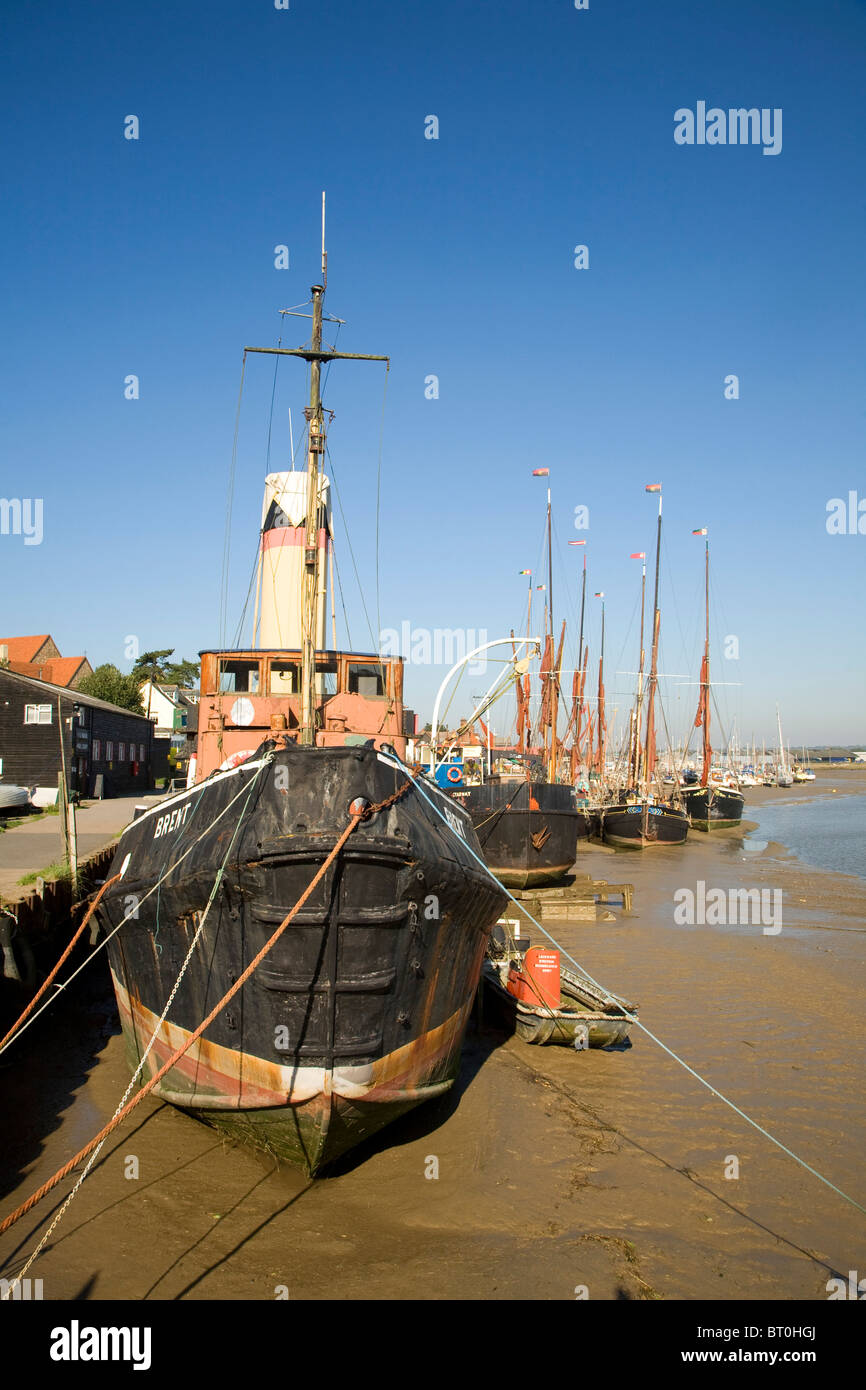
[
  {"left": 483, "top": 921, "right": 637, "bottom": 1047},
  {"left": 0, "top": 785, "right": 31, "bottom": 815}
]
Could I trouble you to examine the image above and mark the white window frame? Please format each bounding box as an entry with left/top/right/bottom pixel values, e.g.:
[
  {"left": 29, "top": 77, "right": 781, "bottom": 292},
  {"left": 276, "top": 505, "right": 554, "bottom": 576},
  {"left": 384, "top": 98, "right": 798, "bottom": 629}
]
[{"left": 24, "top": 703, "right": 53, "bottom": 725}]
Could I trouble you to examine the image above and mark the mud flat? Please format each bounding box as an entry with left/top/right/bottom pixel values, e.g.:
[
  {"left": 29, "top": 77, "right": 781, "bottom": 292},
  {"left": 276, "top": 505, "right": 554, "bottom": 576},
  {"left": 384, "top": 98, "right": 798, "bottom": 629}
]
[{"left": 1, "top": 769, "right": 863, "bottom": 1301}]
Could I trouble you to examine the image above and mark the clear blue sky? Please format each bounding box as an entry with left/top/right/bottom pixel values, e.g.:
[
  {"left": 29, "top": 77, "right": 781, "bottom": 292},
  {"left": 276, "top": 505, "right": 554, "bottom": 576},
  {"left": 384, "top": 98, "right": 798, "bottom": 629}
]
[{"left": 1, "top": 0, "right": 864, "bottom": 747}]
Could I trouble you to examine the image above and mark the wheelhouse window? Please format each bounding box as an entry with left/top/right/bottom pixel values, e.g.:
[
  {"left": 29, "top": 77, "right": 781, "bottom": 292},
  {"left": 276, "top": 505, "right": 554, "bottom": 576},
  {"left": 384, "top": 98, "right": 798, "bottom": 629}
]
[
  {"left": 347, "top": 663, "right": 386, "bottom": 697},
  {"left": 315, "top": 659, "right": 338, "bottom": 697},
  {"left": 218, "top": 659, "right": 261, "bottom": 694},
  {"left": 269, "top": 661, "right": 301, "bottom": 695}
]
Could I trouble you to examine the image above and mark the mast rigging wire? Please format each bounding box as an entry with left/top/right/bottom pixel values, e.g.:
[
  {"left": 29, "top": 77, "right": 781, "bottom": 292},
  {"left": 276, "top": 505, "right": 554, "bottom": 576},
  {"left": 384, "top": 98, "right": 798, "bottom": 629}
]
[{"left": 219, "top": 355, "right": 248, "bottom": 647}]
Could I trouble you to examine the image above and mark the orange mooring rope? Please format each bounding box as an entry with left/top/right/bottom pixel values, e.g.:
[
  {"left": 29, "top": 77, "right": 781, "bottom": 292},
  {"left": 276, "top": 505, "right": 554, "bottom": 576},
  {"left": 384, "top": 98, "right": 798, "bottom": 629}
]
[
  {"left": 0, "top": 872, "right": 123, "bottom": 1052},
  {"left": 0, "top": 809, "right": 371, "bottom": 1238}
]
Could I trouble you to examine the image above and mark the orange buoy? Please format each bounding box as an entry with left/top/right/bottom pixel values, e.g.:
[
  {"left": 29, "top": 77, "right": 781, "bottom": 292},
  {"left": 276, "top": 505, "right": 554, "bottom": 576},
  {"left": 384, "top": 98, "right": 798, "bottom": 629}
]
[{"left": 506, "top": 947, "right": 561, "bottom": 1009}]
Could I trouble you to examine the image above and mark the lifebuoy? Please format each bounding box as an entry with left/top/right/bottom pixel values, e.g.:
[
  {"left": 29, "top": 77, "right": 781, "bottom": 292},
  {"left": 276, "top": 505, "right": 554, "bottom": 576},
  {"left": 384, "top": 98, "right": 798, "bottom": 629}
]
[
  {"left": 446, "top": 765, "right": 462, "bottom": 784},
  {"left": 218, "top": 749, "right": 256, "bottom": 772}
]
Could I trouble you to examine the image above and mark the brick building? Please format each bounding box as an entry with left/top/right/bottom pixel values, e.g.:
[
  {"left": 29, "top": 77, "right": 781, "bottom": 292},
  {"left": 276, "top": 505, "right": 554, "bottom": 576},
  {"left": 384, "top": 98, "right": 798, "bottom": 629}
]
[{"left": 0, "top": 634, "right": 93, "bottom": 690}]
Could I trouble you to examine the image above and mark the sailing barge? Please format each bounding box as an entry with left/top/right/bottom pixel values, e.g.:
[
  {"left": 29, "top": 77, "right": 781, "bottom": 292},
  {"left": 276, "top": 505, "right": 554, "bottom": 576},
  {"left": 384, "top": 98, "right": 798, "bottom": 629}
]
[
  {"left": 450, "top": 778, "right": 581, "bottom": 888},
  {"left": 680, "top": 533, "right": 745, "bottom": 831},
  {"left": 602, "top": 487, "right": 689, "bottom": 849},
  {"left": 97, "top": 221, "right": 506, "bottom": 1174}
]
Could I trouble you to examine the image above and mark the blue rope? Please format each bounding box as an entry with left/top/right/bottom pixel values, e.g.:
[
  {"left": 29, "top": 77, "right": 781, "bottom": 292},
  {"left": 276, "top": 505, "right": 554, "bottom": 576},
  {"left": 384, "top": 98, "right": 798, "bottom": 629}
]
[{"left": 385, "top": 752, "right": 866, "bottom": 1217}]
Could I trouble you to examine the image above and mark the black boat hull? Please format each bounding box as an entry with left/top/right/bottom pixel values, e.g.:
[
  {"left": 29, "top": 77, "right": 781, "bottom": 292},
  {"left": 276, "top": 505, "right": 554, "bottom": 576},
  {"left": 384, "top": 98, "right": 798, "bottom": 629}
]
[
  {"left": 449, "top": 780, "right": 580, "bottom": 887},
  {"left": 601, "top": 802, "right": 690, "bottom": 848},
  {"left": 681, "top": 785, "right": 745, "bottom": 830},
  {"left": 97, "top": 742, "right": 506, "bottom": 1174}
]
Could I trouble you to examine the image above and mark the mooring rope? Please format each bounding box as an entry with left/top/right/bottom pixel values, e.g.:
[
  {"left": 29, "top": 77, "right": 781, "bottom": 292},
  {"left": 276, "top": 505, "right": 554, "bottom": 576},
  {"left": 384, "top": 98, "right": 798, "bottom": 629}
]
[
  {"left": 2, "top": 763, "right": 269, "bottom": 1293},
  {"left": 0, "top": 777, "right": 410, "bottom": 1292},
  {"left": 0, "top": 873, "right": 123, "bottom": 1051},
  {"left": 0, "top": 757, "right": 275, "bottom": 1058}
]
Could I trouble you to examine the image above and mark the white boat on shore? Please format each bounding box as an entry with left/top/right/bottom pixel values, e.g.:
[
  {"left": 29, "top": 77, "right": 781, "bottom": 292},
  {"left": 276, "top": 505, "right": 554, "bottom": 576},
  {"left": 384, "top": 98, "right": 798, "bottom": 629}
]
[{"left": 0, "top": 784, "right": 31, "bottom": 814}]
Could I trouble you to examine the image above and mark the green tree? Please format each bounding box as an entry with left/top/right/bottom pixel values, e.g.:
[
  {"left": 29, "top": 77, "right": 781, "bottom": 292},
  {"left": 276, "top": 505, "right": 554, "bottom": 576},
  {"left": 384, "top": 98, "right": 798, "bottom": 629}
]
[
  {"left": 132, "top": 649, "right": 175, "bottom": 685},
  {"left": 78, "top": 664, "right": 146, "bottom": 714},
  {"left": 132, "top": 649, "right": 199, "bottom": 689},
  {"left": 162, "top": 657, "right": 200, "bottom": 687}
]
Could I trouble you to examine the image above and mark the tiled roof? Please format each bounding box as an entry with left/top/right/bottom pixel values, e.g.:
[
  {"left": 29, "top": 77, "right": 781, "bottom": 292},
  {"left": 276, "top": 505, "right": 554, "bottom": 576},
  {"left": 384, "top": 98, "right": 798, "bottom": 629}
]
[
  {"left": 41, "top": 657, "right": 89, "bottom": 687},
  {"left": 0, "top": 634, "right": 52, "bottom": 662},
  {"left": 5, "top": 655, "right": 89, "bottom": 687}
]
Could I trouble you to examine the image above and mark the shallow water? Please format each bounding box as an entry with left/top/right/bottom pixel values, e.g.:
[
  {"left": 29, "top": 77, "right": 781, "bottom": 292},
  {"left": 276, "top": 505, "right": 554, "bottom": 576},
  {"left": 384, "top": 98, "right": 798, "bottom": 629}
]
[{"left": 749, "top": 792, "right": 866, "bottom": 883}]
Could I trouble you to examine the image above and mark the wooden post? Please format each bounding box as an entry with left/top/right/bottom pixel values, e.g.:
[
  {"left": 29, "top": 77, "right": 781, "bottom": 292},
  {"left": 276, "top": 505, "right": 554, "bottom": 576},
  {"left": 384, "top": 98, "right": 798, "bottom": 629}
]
[
  {"left": 66, "top": 797, "right": 78, "bottom": 891},
  {"left": 56, "top": 695, "right": 77, "bottom": 884},
  {"left": 58, "top": 770, "right": 69, "bottom": 866}
]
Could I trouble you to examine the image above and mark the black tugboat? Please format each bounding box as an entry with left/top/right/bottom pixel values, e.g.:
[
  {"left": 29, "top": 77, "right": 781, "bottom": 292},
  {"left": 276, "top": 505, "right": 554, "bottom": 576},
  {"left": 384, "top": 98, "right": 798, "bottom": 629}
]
[
  {"left": 96, "top": 208, "right": 506, "bottom": 1174},
  {"left": 602, "top": 487, "right": 689, "bottom": 849},
  {"left": 680, "top": 530, "right": 745, "bottom": 831}
]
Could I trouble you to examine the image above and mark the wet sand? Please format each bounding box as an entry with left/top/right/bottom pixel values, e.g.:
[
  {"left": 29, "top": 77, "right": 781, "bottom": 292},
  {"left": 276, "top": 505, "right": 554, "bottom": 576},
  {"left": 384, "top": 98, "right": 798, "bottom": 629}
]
[{"left": 1, "top": 769, "right": 864, "bottom": 1301}]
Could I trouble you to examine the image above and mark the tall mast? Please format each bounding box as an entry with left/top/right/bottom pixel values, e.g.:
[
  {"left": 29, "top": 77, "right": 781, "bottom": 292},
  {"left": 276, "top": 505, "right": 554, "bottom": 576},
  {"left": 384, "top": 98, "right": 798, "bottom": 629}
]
[
  {"left": 630, "top": 553, "right": 647, "bottom": 785},
  {"left": 644, "top": 487, "right": 663, "bottom": 789},
  {"left": 549, "top": 619, "right": 566, "bottom": 782},
  {"left": 574, "top": 552, "right": 587, "bottom": 777},
  {"left": 541, "top": 486, "right": 554, "bottom": 770},
  {"left": 547, "top": 486, "right": 553, "bottom": 640},
  {"left": 300, "top": 278, "right": 326, "bottom": 743},
  {"left": 595, "top": 594, "right": 606, "bottom": 778},
  {"left": 700, "top": 537, "right": 711, "bottom": 786},
  {"left": 243, "top": 194, "right": 389, "bottom": 747},
  {"left": 524, "top": 574, "right": 532, "bottom": 758}
]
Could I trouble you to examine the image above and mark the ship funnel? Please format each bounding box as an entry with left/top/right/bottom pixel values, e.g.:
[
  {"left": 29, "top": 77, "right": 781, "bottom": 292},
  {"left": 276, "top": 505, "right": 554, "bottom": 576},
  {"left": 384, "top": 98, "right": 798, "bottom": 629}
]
[{"left": 257, "top": 471, "right": 332, "bottom": 649}]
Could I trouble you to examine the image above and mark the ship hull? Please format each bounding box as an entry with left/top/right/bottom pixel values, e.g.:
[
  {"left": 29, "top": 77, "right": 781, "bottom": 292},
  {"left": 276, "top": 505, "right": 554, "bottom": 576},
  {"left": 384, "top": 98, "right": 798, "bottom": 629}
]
[
  {"left": 97, "top": 742, "right": 506, "bottom": 1174},
  {"left": 601, "top": 802, "right": 690, "bottom": 848},
  {"left": 449, "top": 780, "right": 580, "bottom": 887},
  {"left": 681, "top": 785, "right": 745, "bottom": 830}
]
